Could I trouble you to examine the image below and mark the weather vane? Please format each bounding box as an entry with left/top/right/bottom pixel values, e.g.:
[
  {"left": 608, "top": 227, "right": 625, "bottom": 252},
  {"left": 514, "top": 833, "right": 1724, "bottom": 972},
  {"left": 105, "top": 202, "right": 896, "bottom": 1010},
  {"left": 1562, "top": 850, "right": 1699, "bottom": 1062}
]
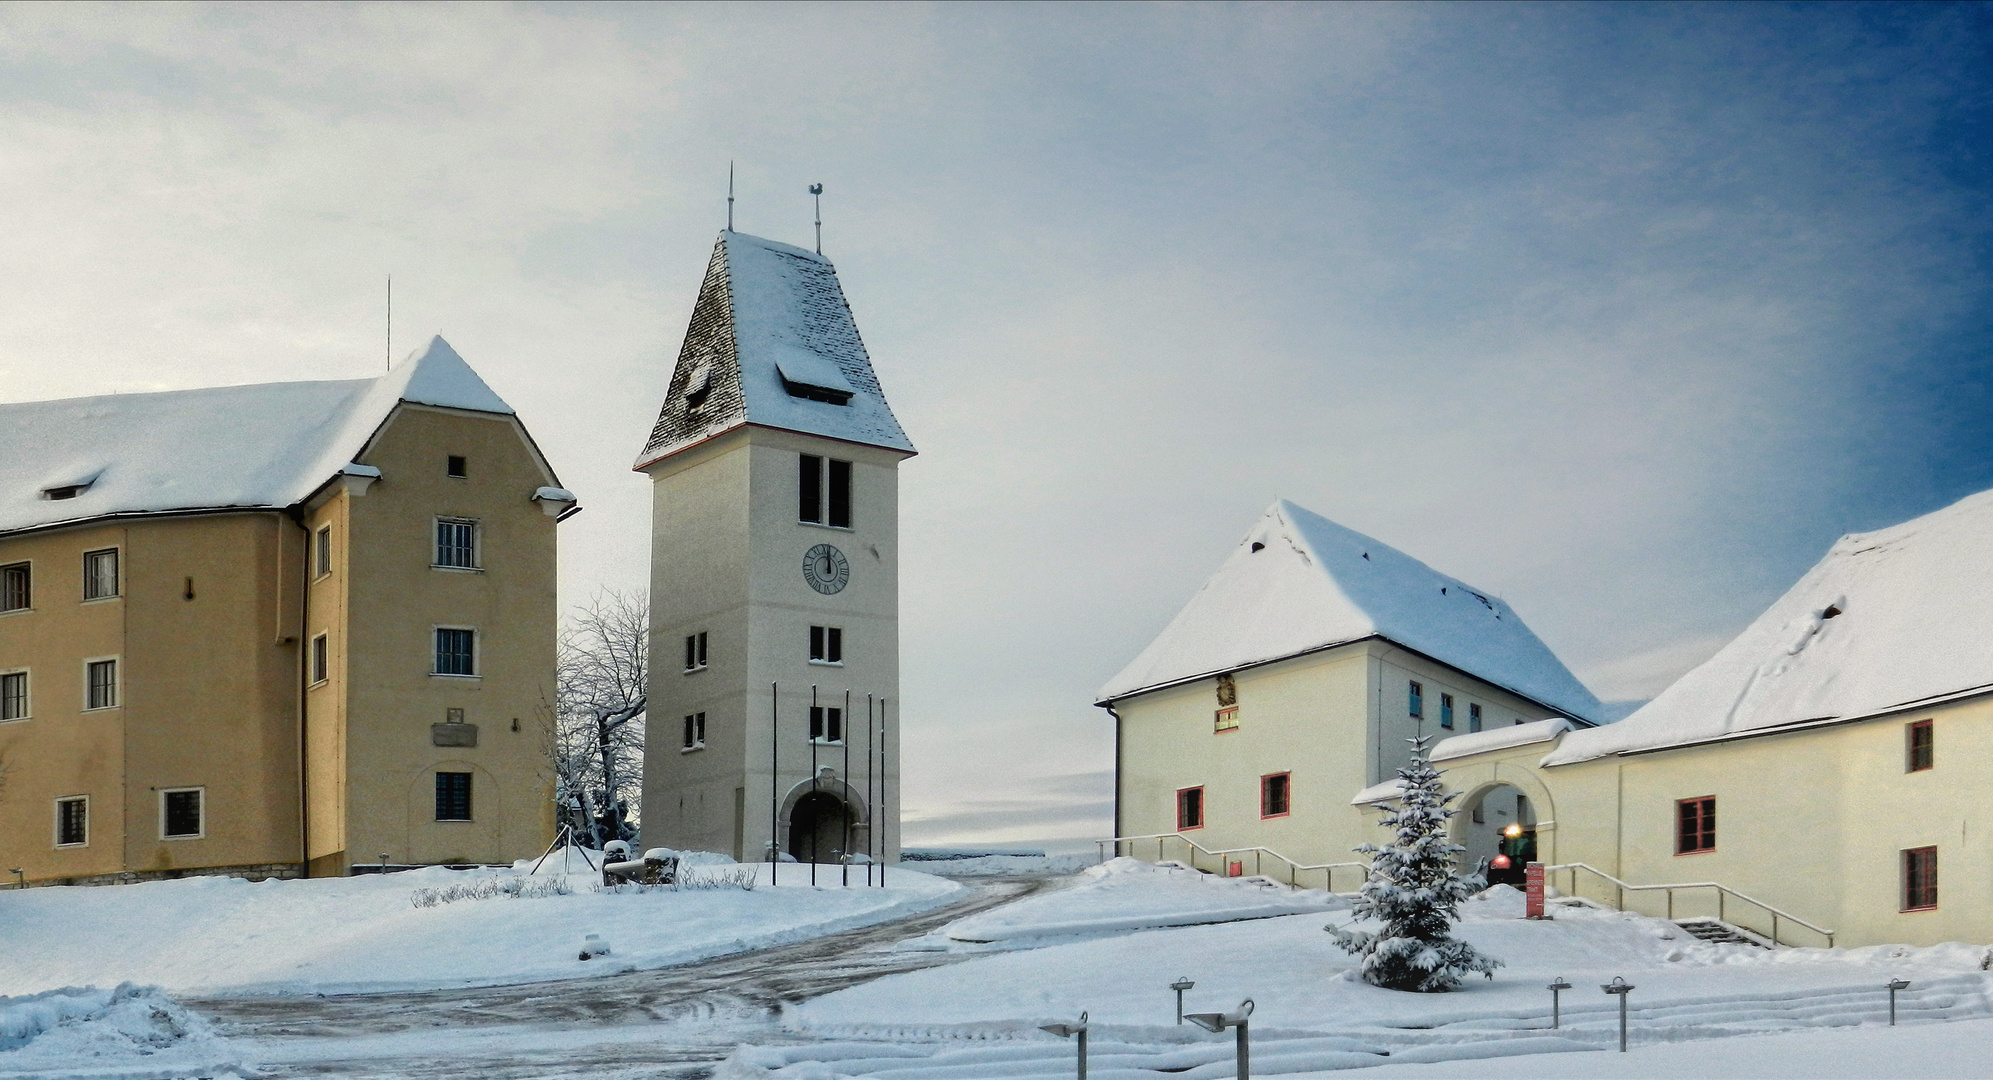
[{"left": 810, "top": 183, "right": 823, "bottom": 253}]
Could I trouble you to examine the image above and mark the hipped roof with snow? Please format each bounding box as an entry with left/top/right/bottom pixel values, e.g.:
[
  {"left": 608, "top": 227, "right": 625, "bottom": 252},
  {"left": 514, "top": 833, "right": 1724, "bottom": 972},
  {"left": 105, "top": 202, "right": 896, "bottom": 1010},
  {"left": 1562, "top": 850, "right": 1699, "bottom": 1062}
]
[
  {"left": 1097, "top": 499, "right": 1604, "bottom": 722},
  {"left": 634, "top": 231, "right": 914, "bottom": 469},
  {"left": 1547, "top": 488, "right": 1993, "bottom": 765},
  {"left": 0, "top": 336, "right": 548, "bottom": 538}
]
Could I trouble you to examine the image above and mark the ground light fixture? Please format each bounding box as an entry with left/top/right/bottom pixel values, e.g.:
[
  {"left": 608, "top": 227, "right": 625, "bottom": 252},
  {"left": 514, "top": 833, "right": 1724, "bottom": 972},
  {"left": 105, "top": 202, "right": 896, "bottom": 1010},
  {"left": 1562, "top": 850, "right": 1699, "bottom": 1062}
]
[
  {"left": 1601, "top": 976, "right": 1635, "bottom": 1051},
  {"left": 1887, "top": 978, "right": 1911, "bottom": 1025},
  {"left": 1170, "top": 978, "right": 1195, "bottom": 1024},
  {"left": 1184, "top": 999, "right": 1254, "bottom": 1080},
  {"left": 1038, "top": 1011, "right": 1088, "bottom": 1079},
  {"left": 1546, "top": 977, "right": 1572, "bottom": 1029}
]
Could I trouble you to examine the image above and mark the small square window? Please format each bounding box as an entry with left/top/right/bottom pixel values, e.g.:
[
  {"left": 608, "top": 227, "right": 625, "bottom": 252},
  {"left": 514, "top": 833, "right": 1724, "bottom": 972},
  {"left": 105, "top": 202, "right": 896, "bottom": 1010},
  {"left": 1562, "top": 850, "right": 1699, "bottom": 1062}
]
[
  {"left": 311, "top": 634, "right": 329, "bottom": 685},
  {"left": 83, "top": 549, "right": 118, "bottom": 600},
  {"left": 1261, "top": 773, "right": 1291, "bottom": 818},
  {"left": 1676, "top": 796, "right": 1716, "bottom": 854},
  {"left": 315, "top": 527, "right": 333, "bottom": 578},
  {"left": 435, "top": 519, "right": 478, "bottom": 569},
  {"left": 1214, "top": 706, "right": 1239, "bottom": 733},
  {"left": 56, "top": 796, "right": 87, "bottom": 847},
  {"left": 1408, "top": 681, "right": 1423, "bottom": 719},
  {"left": 1468, "top": 703, "right": 1482, "bottom": 733},
  {"left": 684, "top": 631, "right": 708, "bottom": 671},
  {"left": 1176, "top": 786, "right": 1204, "bottom": 831},
  {"left": 809, "top": 625, "right": 843, "bottom": 663},
  {"left": 1907, "top": 720, "right": 1933, "bottom": 772},
  {"left": 1440, "top": 693, "right": 1454, "bottom": 729},
  {"left": 1, "top": 562, "right": 29, "bottom": 611},
  {"left": 810, "top": 705, "right": 843, "bottom": 743},
  {"left": 162, "top": 788, "right": 203, "bottom": 839},
  {"left": 447, "top": 455, "right": 468, "bottom": 478},
  {"left": 1, "top": 671, "right": 26, "bottom": 721},
  {"left": 683, "top": 712, "right": 706, "bottom": 750},
  {"left": 85, "top": 659, "right": 117, "bottom": 710},
  {"left": 435, "top": 772, "right": 473, "bottom": 821},
  {"left": 434, "top": 629, "right": 476, "bottom": 676},
  {"left": 1903, "top": 846, "right": 1938, "bottom": 910}
]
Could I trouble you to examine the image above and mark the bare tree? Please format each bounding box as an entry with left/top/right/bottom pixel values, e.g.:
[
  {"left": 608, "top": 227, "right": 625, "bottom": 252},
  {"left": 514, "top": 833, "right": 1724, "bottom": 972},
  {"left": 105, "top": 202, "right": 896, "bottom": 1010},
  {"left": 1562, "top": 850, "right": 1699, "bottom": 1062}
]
[{"left": 554, "top": 590, "right": 647, "bottom": 848}]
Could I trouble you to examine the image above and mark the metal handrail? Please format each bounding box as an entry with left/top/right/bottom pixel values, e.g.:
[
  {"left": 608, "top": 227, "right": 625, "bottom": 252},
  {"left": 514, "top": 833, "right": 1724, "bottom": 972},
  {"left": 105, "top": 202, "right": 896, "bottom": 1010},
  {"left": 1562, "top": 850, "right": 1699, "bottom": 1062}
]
[
  {"left": 1098, "top": 832, "right": 1369, "bottom": 892},
  {"left": 1546, "top": 861, "right": 1834, "bottom": 948}
]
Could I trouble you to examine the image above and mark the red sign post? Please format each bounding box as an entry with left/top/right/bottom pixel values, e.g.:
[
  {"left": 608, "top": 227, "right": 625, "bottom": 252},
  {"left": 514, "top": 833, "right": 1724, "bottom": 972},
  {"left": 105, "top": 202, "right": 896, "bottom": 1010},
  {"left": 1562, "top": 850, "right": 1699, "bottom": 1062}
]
[{"left": 1525, "top": 861, "right": 1546, "bottom": 919}]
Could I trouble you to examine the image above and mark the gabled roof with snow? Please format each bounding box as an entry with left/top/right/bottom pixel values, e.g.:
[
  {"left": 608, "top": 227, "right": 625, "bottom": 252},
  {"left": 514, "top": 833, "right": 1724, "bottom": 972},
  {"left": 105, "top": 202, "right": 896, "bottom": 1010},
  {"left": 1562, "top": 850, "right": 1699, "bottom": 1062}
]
[
  {"left": 1432, "top": 717, "right": 1573, "bottom": 763},
  {"left": 1096, "top": 500, "right": 1603, "bottom": 722},
  {"left": 634, "top": 231, "right": 914, "bottom": 469},
  {"left": 0, "top": 336, "right": 537, "bottom": 537},
  {"left": 1547, "top": 488, "right": 1993, "bottom": 765}
]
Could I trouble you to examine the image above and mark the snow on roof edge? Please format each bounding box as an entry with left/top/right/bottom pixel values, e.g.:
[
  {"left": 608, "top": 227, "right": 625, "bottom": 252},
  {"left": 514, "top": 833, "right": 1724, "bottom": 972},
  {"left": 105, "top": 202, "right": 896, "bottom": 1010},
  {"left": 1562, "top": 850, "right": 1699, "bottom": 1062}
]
[{"left": 1430, "top": 717, "right": 1572, "bottom": 762}]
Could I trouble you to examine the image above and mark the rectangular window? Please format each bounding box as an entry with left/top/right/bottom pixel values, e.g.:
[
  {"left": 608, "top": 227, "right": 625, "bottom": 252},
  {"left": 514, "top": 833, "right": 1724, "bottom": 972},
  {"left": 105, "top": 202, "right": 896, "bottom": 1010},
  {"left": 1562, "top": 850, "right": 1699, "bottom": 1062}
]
[
  {"left": 1408, "top": 681, "right": 1423, "bottom": 719},
  {"left": 85, "top": 659, "right": 117, "bottom": 710},
  {"left": 827, "top": 459, "right": 852, "bottom": 528},
  {"left": 1214, "top": 706, "right": 1239, "bottom": 733},
  {"left": 1676, "top": 796, "right": 1716, "bottom": 854},
  {"left": 1440, "top": 693, "right": 1454, "bottom": 729},
  {"left": 1903, "top": 846, "right": 1938, "bottom": 911},
  {"left": 1176, "top": 786, "right": 1204, "bottom": 831},
  {"left": 434, "top": 628, "right": 476, "bottom": 676},
  {"left": 311, "top": 634, "right": 329, "bottom": 685},
  {"left": 315, "top": 527, "right": 332, "bottom": 577},
  {"left": 683, "top": 712, "right": 706, "bottom": 750},
  {"left": 1261, "top": 773, "right": 1291, "bottom": 818},
  {"left": 83, "top": 549, "right": 118, "bottom": 600},
  {"left": 799, "top": 454, "right": 823, "bottom": 523},
  {"left": 1907, "top": 720, "right": 1934, "bottom": 772},
  {"left": 162, "top": 788, "right": 203, "bottom": 839},
  {"left": 684, "top": 631, "right": 708, "bottom": 671},
  {"left": 447, "top": 454, "right": 468, "bottom": 478},
  {"left": 809, "top": 625, "right": 843, "bottom": 663},
  {"left": 1, "top": 562, "right": 29, "bottom": 611},
  {"left": 435, "top": 772, "right": 473, "bottom": 821},
  {"left": 1, "top": 671, "right": 26, "bottom": 720},
  {"left": 810, "top": 705, "right": 844, "bottom": 743},
  {"left": 1469, "top": 702, "right": 1482, "bottom": 733},
  {"left": 435, "top": 519, "right": 478, "bottom": 569},
  {"left": 56, "top": 797, "right": 87, "bottom": 847}
]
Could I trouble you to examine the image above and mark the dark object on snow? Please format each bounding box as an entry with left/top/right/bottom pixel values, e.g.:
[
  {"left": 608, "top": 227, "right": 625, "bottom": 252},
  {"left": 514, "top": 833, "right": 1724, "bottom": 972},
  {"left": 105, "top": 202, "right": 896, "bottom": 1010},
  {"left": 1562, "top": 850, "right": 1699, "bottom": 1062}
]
[{"left": 603, "top": 846, "right": 679, "bottom": 886}]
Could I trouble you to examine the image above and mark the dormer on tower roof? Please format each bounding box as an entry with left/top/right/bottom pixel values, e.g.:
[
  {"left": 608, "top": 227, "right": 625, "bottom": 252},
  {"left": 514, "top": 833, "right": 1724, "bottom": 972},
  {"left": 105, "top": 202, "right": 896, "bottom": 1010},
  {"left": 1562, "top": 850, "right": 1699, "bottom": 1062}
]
[{"left": 635, "top": 231, "right": 914, "bottom": 470}]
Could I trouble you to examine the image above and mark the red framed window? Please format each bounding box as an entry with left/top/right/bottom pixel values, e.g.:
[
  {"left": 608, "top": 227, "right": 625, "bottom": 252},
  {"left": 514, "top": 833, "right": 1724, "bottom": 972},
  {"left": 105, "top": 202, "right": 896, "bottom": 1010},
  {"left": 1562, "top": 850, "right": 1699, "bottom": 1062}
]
[
  {"left": 1176, "top": 786, "right": 1204, "bottom": 831},
  {"left": 1260, "top": 773, "right": 1291, "bottom": 818},
  {"left": 1903, "top": 847, "right": 1938, "bottom": 911},
  {"left": 1907, "top": 720, "right": 1933, "bottom": 772},
  {"left": 1676, "top": 797, "right": 1716, "bottom": 854}
]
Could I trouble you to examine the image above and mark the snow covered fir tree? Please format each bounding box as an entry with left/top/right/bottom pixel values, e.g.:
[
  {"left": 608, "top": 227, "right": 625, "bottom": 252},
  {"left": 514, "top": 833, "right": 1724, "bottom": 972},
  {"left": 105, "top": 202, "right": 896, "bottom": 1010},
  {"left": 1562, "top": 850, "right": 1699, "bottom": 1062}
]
[{"left": 1330, "top": 735, "right": 1501, "bottom": 992}]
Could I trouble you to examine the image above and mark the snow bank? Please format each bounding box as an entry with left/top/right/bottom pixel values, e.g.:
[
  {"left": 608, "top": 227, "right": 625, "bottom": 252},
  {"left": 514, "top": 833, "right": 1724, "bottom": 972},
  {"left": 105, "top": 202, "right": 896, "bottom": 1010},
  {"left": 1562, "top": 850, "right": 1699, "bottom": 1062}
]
[
  {"left": 0, "top": 984, "right": 247, "bottom": 1078},
  {"left": 903, "top": 853, "right": 1101, "bottom": 878},
  {"left": 0, "top": 860, "right": 960, "bottom": 997},
  {"left": 941, "top": 858, "right": 1344, "bottom": 943}
]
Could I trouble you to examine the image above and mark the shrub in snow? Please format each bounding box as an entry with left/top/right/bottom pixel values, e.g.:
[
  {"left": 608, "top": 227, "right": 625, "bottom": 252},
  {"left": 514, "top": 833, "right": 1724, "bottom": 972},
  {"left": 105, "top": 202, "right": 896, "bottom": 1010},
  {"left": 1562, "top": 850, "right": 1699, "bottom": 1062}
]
[
  {"left": 410, "top": 875, "right": 573, "bottom": 908},
  {"left": 1329, "top": 735, "right": 1501, "bottom": 992}
]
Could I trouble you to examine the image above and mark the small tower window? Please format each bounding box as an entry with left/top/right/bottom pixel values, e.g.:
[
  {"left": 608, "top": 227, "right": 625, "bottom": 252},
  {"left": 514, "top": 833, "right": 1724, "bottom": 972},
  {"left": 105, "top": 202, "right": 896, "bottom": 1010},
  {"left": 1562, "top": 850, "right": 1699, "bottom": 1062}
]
[
  {"left": 809, "top": 625, "right": 843, "bottom": 664},
  {"left": 798, "top": 454, "right": 853, "bottom": 528},
  {"left": 447, "top": 455, "right": 468, "bottom": 478},
  {"left": 684, "top": 631, "right": 709, "bottom": 671}
]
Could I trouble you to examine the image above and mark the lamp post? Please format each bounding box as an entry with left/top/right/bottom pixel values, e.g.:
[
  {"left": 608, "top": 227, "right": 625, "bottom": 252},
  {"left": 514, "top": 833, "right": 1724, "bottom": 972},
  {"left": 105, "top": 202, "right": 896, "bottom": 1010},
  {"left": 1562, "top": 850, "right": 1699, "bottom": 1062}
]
[
  {"left": 1038, "top": 1011, "right": 1088, "bottom": 1079},
  {"left": 1601, "top": 977, "right": 1635, "bottom": 1052},
  {"left": 1887, "top": 979, "right": 1910, "bottom": 1026},
  {"left": 1185, "top": 999, "right": 1254, "bottom": 1080},
  {"left": 1170, "top": 978, "right": 1195, "bottom": 1024},
  {"left": 1547, "top": 977, "right": 1571, "bottom": 1029}
]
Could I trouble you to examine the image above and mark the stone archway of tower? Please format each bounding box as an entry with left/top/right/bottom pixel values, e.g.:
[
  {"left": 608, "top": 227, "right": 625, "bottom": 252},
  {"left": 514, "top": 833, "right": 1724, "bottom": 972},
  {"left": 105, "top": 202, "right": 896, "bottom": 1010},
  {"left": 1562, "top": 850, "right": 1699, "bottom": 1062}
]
[{"left": 776, "top": 775, "right": 871, "bottom": 863}]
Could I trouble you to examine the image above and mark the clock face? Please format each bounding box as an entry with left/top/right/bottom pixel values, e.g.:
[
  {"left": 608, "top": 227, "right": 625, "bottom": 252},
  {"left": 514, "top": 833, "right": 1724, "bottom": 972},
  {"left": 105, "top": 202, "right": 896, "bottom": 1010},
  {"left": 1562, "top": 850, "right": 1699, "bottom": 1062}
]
[{"left": 802, "top": 543, "right": 851, "bottom": 595}]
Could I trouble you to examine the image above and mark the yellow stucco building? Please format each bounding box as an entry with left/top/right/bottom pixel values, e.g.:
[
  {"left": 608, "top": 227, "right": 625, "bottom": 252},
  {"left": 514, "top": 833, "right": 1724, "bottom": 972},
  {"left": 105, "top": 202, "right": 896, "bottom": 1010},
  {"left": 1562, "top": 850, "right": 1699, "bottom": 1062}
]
[
  {"left": 0, "top": 337, "right": 575, "bottom": 884},
  {"left": 1103, "top": 492, "right": 1993, "bottom": 948}
]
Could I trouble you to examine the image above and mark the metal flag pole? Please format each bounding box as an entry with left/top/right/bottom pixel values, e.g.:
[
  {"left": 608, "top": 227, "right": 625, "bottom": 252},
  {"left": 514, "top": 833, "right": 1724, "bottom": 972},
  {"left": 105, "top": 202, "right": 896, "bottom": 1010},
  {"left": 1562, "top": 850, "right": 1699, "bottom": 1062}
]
[
  {"left": 770, "top": 682, "right": 779, "bottom": 887},
  {"left": 727, "top": 161, "right": 735, "bottom": 231},
  {"left": 810, "top": 684, "right": 820, "bottom": 887},
  {"left": 843, "top": 688, "right": 852, "bottom": 887},
  {"left": 879, "top": 698, "right": 888, "bottom": 887},
  {"left": 810, "top": 183, "right": 823, "bottom": 254},
  {"left": 867, "top": 693, "right": 876, "bottom": 887}
]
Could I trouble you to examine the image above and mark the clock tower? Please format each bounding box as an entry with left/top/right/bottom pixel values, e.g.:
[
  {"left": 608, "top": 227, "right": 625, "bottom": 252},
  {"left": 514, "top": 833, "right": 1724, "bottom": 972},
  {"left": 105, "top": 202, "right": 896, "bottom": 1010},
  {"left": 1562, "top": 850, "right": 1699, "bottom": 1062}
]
[{"left": 635, "top": 230, "right": 914, "bottom": 867}]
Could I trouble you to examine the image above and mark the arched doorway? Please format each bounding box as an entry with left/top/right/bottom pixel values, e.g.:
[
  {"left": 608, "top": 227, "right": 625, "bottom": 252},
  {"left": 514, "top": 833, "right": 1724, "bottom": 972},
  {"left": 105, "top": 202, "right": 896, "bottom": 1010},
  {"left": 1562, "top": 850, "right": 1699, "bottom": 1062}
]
[
  {"left": 788, "top": 790, "right": 852, "bottom": 864},
  {"left": 1461, "top": 783, "right": 1537, "bottom": 888}
]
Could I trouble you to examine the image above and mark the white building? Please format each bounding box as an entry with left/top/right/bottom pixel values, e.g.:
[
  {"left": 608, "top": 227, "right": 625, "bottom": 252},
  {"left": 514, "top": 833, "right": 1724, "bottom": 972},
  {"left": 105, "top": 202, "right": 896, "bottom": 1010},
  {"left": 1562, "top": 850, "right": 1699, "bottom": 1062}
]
[{"left": 636, "top": 231, "right": 912, "bottom": 866}]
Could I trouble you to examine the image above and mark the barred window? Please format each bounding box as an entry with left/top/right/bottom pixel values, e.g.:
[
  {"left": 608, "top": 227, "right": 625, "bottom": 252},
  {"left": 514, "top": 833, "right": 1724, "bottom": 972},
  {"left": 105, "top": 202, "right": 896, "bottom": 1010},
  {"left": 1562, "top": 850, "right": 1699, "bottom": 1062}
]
[
  {"left": 1676, "top": 797, "right": 1716, "bottom": 854},
  {"left": 1261, "top": 773, "right": 1291, "bottom": 818},
  {"left": 162, "top": 788, "right": 203, "bottom": 839},
  {"left": 56, "top": 797, "right": 87, "bottom": 847},
  {"left": 1177, "top": 786, "right": 1204, "bottom": 830},
  {"left": 435, "top": 519, "right": 478, "bottom": 569},
  {"left": 435, "top": 772, "right": 473, "bottom": 821},
  {"left": 434, "top": 629, "right": 476, "bottom": 676}
]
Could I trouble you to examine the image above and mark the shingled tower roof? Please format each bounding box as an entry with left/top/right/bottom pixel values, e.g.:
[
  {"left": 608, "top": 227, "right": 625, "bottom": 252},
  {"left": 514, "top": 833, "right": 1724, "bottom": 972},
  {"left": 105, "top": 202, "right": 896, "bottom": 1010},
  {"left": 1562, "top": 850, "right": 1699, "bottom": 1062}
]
[{"left": 635, "top": 231, "right": 914, "bottom": 470}]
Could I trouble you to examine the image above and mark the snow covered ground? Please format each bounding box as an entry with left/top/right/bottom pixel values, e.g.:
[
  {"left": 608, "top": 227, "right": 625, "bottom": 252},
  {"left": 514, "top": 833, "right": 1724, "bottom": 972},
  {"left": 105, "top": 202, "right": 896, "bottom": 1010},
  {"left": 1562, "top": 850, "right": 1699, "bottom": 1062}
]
[
  {"left": 0, "top": 855, "right": 959, "bottom": 998},
  {"left": 737, "top": 885, "right": 1993, "bottom": 1076},
  {"left": 901, "top": 853, "right": 1101, "bottom": 878},
  {"left": 942, "top": 858, "right": 1343, "bottom": 942},
  {"left": 0, "top": 984, "right": 248, "bottom": 1079}
]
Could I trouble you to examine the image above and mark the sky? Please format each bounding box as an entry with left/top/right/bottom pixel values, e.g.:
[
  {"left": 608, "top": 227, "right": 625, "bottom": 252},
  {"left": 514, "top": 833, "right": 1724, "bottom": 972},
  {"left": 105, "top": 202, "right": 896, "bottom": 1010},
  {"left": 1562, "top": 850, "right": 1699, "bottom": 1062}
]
[{"left": 2, "top": 3, "right": 1989, "bottom": 851}]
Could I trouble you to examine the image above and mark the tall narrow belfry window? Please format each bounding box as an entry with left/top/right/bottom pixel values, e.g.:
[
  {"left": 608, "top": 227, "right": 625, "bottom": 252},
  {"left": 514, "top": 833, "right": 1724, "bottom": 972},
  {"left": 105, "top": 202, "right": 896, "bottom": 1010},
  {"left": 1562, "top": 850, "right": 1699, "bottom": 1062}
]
[
  {"left": 85, "top": 660, "right": 117, "bottom": 710},
  {"left": 684, "top": 631, "right": 708, "bottom": 671},
  {"left": 1, "top": 562, "right": 29, "bottom": 611},
  {"left": 315, "top": 527, "right": 332, "bottom": 577},
  {"left": 683, "top": 712, "right": 706, "bottom": 750},
  {"left": 434, "top": 629, "right": 476, "bottom": 677},
  {"left": 1, "top": 671, "right": 27, "bottom": 720},
  {"left": 1676, "top": 796, "right": 1716, "bottom": 854},
  {"left": 1903, "top": 846, "right": 1938, "bottom": 910},
  {"left": 435, "top": 772, "right": 473, "bottom": 821},
  {"left": 799, "top": 454, "right": 823, "bottom": 523},
  {"left": 83, "top": 549, "right": 118, "bottom": 600},
  {"left": 435, "top": 519, "right": 479, "bottom": 569},
  {"left": 1907, "top": 720, "right": 1934, "bottom": 772},
  {"left": 798, "top": 454, "right": 854, "bottom": 527},
  {"left": 827, "top": 459, "right": 851, "bottom": 528},
  {"left": 810, "top": 705, "right": 843, "bottom": 743}
]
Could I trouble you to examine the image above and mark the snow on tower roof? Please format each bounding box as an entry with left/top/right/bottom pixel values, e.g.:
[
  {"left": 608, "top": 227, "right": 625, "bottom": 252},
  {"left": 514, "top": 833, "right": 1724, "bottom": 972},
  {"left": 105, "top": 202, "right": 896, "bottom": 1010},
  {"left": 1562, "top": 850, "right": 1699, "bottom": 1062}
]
[
  {"left": 1547, "top": 487, "right": 1993, "bottom": 765},
  {"left": 635, "top": 231, "right": 914, "bottom": 469},
  {"left": 0, "top": 336, "right": 533, "bottom": 537},
  {"left": 1096, "top": 499, "right": 1604, "bottom": 722}
]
